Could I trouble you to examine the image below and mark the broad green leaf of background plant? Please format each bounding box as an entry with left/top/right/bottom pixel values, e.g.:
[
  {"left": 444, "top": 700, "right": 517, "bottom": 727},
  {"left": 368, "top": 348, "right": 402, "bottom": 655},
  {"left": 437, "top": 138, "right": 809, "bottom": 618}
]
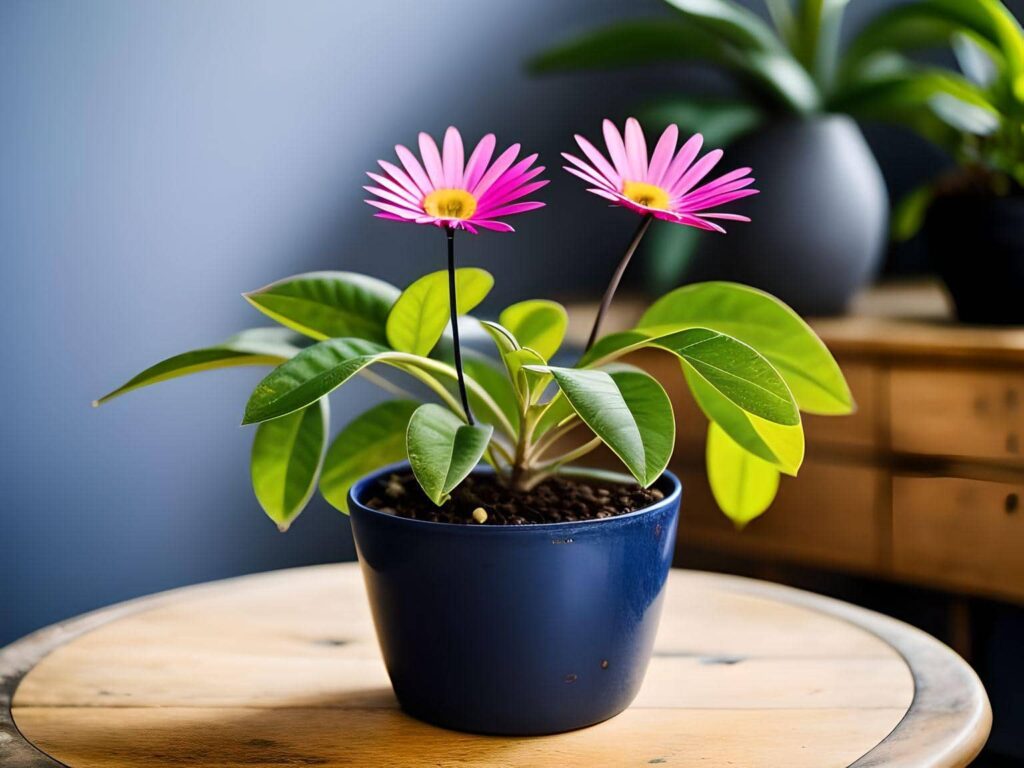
[
  {"left": 891, "top": 183, "right": 936, "bottom": 242},
  {"left": 793, "top": 0, "right": 849, "bottom": 87},
  {"left": 387, "top": 268, "right": 494, "bottom": 356},
  {"left": 499, "top": 300, "right": 568, "bottom": 361},
  {"left": 319, "top": 400, "right": 419, "bottom": 513},
  {"left": 664, "top": 0, "right": 783, "bottom": 53},
  {"left": 706, "top": 421, "right": 780, "bottom": 526},
  {"left": 528, "top": 19, "right": 729, "bottom": 73},
  {"left": 251, "top": 398, "right": 329, "bottom": 531},
  {"left": 243, "top": 272, "right": 399, "bottom": 344},
  {"left": 640, "top": 281, "right": 852, "bottom": 415},
  {"left": 685, "top": 367, "right": 804, "bottom": 475},
  {"left": 93, "top": 327, "right": 302, "bottom": 406},
  {"left": 641, "top": 96, "right": 765, "bottom": 150},
  {"left": 462, "top": 353, "right": 520, "bottom": 432},
  {"left": 538, "top": 367, "right": 674, "bottom": 487},
  {"left": 406, "top": 404, "right": 493, "bottom": 505}
]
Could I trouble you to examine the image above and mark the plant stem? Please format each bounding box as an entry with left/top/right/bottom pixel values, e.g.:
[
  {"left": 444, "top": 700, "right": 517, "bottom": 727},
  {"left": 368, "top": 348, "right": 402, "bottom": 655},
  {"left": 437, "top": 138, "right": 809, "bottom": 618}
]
[
  {"left": 446, "top": 226, "right": 474, "bottom": 425},
  {"left": 584, "top": 214, "right": 653, "bottom": 352}
]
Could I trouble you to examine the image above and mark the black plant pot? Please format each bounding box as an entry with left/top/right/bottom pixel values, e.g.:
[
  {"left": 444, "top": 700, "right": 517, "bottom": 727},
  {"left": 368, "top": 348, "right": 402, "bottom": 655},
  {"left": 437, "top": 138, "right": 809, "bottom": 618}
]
[
  {"left": 926, "top": 194, "right": 1024, "bottom": 325},
  {"left": 684, "top": 115, "right": 888, "bottom": 316}
]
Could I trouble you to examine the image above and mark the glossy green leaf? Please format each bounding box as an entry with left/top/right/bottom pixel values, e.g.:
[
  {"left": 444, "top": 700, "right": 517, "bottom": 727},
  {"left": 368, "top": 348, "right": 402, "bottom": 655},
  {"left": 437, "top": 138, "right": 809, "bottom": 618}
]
[
  {"left": 538, "top": 367, "right": 674, "bottom": 487},
  {"left": 793, "top": 0, "right": 849, "bottom": 86},
  {"left": 892, "top": 183, "right": 936, "bottom": 242},
  {"left": 640, "top": 282, "right": 852, "bottom": 415},
  {"left": 251, "top": 398, "right": 329, "bottom": 531},
  {"left": 407, "top": 404, "right": 493, "bottom": 505},
  {"left": 499, "top": 300, "right": 568, "bottom": 361},
  {"left": 93, "top": 327, "right": 302, "bottom": 406},
  {"left": 480, "top": 321, "right": 546, "bottom": 405},
  {"left": 319, "top": 400, "right": 419, "bottom": 513},
  {"left": 242, "top": 338, "right": 514, "bottom": 435},
  {"left": 706, "top": 421, "right": 780, "bottom": 526},
  {"left": 244, "top": 338, "right": 389, "bottom": 424},
  {"left": 640, "top": 96, "right": 764, "bottom": 149},
  {"left": 685, "top": 367, "right": 804, "bottom": 475},
  {"left": 529, "top": 19, "right": 729, "bottom": 73},
  {"left": 387, "top": 268, "right": 494, "bottom": 356},
  {"left": 243, "top": 272, "right": 399, "bottom": 343}
]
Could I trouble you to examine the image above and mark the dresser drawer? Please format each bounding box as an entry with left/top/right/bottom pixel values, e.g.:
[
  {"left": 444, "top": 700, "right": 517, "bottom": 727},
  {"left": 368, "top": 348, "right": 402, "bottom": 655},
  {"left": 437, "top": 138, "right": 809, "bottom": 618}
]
[
  {"left": 892, "top": 475, "right": 1024, "bottom": 602},
  {"left": 803, "top": 359, "right": 879, "bottom": 451},
  {"left": 677, "top": 461, "right": 884, "bottom": 572},
  {"left": 890, "top": 368, "right": 1024, "bottom": 463}
]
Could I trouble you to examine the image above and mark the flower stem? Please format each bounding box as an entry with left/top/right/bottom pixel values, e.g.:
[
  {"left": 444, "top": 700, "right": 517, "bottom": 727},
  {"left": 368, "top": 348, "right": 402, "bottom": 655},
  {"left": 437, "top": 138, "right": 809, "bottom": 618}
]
[
  {"left": 446, "top": 226, "right": 474, "bottom": 425},
  {"left": 584, "top": 213, "right": 653, "bottom": 352}
]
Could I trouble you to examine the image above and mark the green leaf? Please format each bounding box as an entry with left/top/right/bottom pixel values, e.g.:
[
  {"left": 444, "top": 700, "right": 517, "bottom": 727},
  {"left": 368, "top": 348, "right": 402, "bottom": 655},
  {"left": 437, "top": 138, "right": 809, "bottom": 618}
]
[
  {"left": 387, "top": 268, "right": 494, "bottom": 356},
  {"left": 891, "top": 183, "right": 936, "bottom": 242},
  {"left": 706, "top": 421, "right": 780, "bottom": 526},
  {"left": 499, "top": 300, "right": 568, "bottom": 361},
  {"left": 93, "top": 327, "right": 302, "bottom": 406},
  {"left": 528, "top": 19, "right": 730, "bottom": 73},
  {"left": 480, "top": 321, "right": 547, "bottom": 405},
  {"left": 640, "top": 282, "right": 852, "bottom": 415},
  {"left": 793, "top": 0, "right": 849, "bottom": 87},
  {"left": 319, "top": 400, "right": 419, "bottom": 513},
  {"left": 242, "top": 337, "right": 514, "bottom": 435},
  {"left": 538, "top": 367, "right": 674, "bottom": 487},
  {"left": 664, "top": 0, "right": 784, "bottom": 52},
  {"left": 462, "top": 352, "right": 520, "bottom": 432},
  {"left": 406, "top": 404, "right": 493, "bottom": 505},
  {"left": 244, "top": 338, "right": 389, "bottom": 424},
  {"left": 654, "top": 328, "right": 800, "bottom": 426},
  {"left": 685, "top": 367, "right": 804, "bottom": 475},
  {"left": 243, "top": 272, "right": 399, "bottom": 343},
  {"left": 251, "top": 398, "right": 329, "bottom": 531}
]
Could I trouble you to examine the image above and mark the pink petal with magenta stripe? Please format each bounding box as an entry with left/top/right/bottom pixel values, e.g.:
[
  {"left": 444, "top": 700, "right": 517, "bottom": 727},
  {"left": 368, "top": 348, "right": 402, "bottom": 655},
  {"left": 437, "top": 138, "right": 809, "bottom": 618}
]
[
  {"left": 418, "top": 132, "right": 445, "bottom": 189},
  {"left": 476, "top": 201, "right": 545, "bottom": 218},
  {"left": 660, "top": 133, "right": 704, "bottom": 191},
  {"left": 394, "top": 146, "right": 433, "bottom": 194},
  {"left": 624, "top": 117, "right": 648, "bottom": 180},
  {"left": 473, "top": 220, "right": 516, "bottom": 232},
  {"left": 574, "top": 134, "right": 620, "bottom": 187},
  {"left": 563, "top": 164, "right": 617, "bottom": 192},
  {"left": 562, "top": 153, "right": 617, "bottom": 190},
  {"left": 472, "top": 143, "right": 521, "bottom": 198},
  {"left": 367, "top": 172, "right": 420, "bottom": 205},
  {"left": 647, "top": 124, "right": 679, "bottom": 186},
  {"left": 602, "top": 119, "right": 631, "bottom": 181},
  {"left": 364, "top": 186, "right": 422, "bottom": 212},
  {"left": 671, "top": 149, "right": 723, "bottom": 197},
  {"left": 365, "top": 199, "right": 422, "bottom": 220},
  {"left": 476, "top": 180, "right": 548, "bottom": 214},
  {"left": 442, "top": 126, "right": 464, "bottom": 187},
  {"left": 463, "top": 134, "right": 496, "bottom": 191}
]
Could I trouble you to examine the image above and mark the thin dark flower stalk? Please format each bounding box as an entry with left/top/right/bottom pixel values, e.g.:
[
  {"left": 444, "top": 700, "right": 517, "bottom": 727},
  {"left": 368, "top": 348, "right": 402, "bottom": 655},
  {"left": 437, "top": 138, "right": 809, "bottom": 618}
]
[
  {"left": 584, "top": 213, "right": 653, "bottom": 352},
  {"left": 446, "top": 226, "right": 474, "bottom": 425}
]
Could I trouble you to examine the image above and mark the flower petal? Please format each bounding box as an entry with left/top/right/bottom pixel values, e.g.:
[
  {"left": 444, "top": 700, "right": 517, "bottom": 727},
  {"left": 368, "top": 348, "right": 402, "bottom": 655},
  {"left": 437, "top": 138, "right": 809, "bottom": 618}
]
[
  {"left": 483, "top": 165, "right": 546, "bottom": 204},
  {"left": 660, "top": 133, "right": 704, "bottom": 191},
  {"left": 479, "top": 154, "right": 539, "bottom": 204},
  {"left": 574, "top": 134, "right": 621, "bottom": 187},
  {"left": 683, "top": 188, "right": 759, "bottom": 212},
  {"left": 679, "top": 177, "right": 755, "bottom": 207},
  {"left": 473, "top": 219, "right": 516, "bottom": 232},
  {"left": 365, "top": 199, "right": 423, "bottom": 220},
  {"left": 367, "top": 171, "right": 420, "bottom": 205},
  {"left": 602, "top": 119, "right": 631, "bottom": 181},
  {"left": 418, "top": 132, "right": 446, "bottom": 189},
  {"left": 648, "top": 124, "right": 679, "bottom": 186},
  {"left": 472, "top": 143, "right": 521, "bottom": 198},
  {"left": 624, "top": 117, "right": 648, "bottom": 181},
  {"left": 562, "top": 153, "right": 617, "bottom": 191},
  {"left": 587, "top": 188, "right": 621, "bottom": 202},
  {"left": 700, "top": 213, "right": 751, "bottom": 221},
  {"left": 364, "top": 186, "right": 423, "bottom": 212},
  {"left": 474, "top": 200, "right": 545, "bottom": 218},
  {"left": 670, "top": 148, "right": 723, "bottom": 197},
  {"left": 394, "top": 146, "right": 433, "bottom": 195},
  {"left": 463, "top": 133, "right": 496, "bottom": 191},
  {"left": 442, "top": 126, "right": 464, "bottom": 188},
  {"left": 563, "top": 164, "right": 617, "bottom": 192},
  {"left": 476, "top": 180, "right": 548, "bottom": 215}
]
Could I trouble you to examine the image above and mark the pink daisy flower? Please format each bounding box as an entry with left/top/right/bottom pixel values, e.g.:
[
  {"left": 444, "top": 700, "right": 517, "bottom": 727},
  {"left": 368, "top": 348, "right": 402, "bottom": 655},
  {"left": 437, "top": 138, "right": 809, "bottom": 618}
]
[
  {"left": 365, "top": 127, "right": 547, "bottom": 234},
  {"left": 562, "top": 117, "right": 758, "bottom": 232}
]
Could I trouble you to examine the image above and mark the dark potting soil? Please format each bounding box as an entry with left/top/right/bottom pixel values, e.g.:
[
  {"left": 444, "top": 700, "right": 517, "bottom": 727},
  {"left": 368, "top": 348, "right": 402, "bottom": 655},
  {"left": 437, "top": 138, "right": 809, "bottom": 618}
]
[{"left": 362, "top": 472, "right": 666, "bottom": 525}]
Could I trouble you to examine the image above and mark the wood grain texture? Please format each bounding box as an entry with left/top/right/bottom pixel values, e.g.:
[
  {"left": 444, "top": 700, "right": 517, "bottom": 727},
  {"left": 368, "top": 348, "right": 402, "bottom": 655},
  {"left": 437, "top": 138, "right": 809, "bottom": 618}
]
[{"left": 4, "top": 564, "right": 989, "bottom": 767}]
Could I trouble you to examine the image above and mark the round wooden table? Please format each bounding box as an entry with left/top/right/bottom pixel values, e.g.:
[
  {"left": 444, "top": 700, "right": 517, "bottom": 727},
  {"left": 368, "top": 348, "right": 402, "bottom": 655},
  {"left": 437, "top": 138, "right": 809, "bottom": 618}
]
[{"left": 1, "top": 564, "right": 990, "bottom": 767}]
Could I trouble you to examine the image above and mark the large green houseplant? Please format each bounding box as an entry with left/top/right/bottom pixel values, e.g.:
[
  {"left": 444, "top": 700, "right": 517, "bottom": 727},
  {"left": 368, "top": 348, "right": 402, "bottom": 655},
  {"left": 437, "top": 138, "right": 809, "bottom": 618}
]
[{"left": 532, "top": 0, "right": 1001, "bottom": 315}]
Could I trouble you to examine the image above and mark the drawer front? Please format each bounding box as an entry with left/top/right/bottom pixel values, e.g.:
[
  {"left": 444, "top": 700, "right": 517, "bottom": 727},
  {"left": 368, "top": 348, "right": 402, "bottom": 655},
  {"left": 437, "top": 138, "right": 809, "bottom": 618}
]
[
  {"left": 892, "top": 476, "right": 1024, "bottom": 602},
  {"left": 803, "top": 360, "right": 879, "bottom": 451},
  {"left": 890, "top": 368, "right": 1024, "bottom": 463},
  {"left": 677, "top": 461, "right": 883, "bottom": 572}
]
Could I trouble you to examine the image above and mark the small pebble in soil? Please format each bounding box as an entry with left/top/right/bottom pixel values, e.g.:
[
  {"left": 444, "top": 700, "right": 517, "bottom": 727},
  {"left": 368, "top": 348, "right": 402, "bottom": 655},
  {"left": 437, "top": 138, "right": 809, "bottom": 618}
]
[{"left": 362, "top": 473, "right": 666, "bottom": 526}]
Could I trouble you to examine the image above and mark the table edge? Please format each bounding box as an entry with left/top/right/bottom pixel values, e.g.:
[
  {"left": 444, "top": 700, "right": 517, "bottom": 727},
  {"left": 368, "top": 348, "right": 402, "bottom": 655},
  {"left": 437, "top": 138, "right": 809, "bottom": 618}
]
[{"left": 1, "top": 564, "right": 992, "bottom": 768}]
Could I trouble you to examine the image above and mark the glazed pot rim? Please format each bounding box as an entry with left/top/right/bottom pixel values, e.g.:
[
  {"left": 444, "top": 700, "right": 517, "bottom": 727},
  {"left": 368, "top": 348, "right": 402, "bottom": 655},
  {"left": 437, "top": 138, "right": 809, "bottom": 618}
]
[{"left": 348, "top": 462, "right": 682, "bottom": 534}]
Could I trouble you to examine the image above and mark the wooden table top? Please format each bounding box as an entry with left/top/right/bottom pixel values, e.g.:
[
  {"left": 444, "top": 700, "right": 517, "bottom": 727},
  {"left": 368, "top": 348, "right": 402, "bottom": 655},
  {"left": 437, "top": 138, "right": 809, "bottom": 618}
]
[{"left": 1, "top": 564, "right": 990, "bottom": 768}]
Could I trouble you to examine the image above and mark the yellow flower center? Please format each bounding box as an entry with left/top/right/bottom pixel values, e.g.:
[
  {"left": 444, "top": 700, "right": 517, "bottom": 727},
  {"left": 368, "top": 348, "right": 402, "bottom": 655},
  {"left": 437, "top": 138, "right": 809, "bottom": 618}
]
[
  {"left": 622, "top": 180, "right": 669, "bottom": 210},
  {"left": 423, "top": 188, "right": 478, "bottom": 220}
]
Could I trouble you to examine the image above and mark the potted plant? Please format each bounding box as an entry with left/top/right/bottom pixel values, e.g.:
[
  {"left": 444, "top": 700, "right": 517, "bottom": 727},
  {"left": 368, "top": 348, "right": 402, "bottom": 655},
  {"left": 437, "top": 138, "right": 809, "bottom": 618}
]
[
  {"left": 531, "top": 0, "right": 1011, "bottom": 316},
  {"left": 863, "top": 0, "right": 1024, "bottom": 324},
  {"left": 95, "top": 120, "right": 852, "bottom": 735}
]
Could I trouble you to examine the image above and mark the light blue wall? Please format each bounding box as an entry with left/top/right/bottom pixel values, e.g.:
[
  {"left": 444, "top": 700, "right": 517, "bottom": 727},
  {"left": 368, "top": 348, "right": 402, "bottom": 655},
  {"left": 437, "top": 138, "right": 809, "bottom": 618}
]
[{"left": 0, "top": 0, "right": 678, "bottom": 643}]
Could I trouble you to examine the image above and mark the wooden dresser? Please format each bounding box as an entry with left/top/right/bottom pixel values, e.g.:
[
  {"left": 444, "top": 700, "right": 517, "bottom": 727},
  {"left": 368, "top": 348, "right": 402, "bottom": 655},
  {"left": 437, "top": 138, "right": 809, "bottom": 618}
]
[{"left": 566, "top": 281, "right": 1024, "bottom": 607}]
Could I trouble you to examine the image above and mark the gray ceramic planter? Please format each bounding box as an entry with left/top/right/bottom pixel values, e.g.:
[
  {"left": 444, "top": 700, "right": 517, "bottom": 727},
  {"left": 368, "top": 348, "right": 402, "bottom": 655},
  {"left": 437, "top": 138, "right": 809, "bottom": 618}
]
[{"left": 685, "top": 115, "right": 887, "bottom": 316}]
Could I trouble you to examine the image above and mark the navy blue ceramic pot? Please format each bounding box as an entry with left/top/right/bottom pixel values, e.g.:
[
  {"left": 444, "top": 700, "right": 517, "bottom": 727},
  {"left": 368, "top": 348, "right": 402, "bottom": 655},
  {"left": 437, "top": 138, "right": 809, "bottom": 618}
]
[{"left": 348, "top": 464, "right": 681, "bottom": 735}]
